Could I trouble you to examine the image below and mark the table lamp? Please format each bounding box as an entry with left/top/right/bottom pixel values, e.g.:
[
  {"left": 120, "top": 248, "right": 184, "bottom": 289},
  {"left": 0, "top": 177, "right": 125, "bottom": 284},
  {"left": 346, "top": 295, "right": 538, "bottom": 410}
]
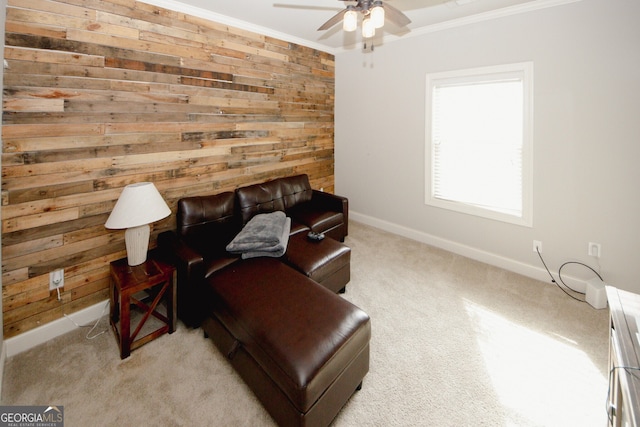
[{"left": 105, "top": 182, "right": 171, "bottom": 266}]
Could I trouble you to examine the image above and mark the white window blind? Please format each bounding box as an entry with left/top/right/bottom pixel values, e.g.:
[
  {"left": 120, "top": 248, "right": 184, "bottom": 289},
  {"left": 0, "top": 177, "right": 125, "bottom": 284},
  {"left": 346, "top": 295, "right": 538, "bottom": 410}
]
[{"left": 426, "top": 63, "right": 533, "bottom": 226}]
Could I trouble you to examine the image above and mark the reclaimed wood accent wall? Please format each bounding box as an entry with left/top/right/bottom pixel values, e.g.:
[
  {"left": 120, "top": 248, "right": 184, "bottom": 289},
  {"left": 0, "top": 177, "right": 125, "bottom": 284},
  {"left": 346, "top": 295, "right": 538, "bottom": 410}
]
[{"left": 1, "top": 0, "right": 335, "bottom": 338}]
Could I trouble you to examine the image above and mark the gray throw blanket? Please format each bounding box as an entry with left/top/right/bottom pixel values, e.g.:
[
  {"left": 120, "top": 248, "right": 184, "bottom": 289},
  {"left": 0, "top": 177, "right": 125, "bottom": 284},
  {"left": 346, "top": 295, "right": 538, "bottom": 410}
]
[{"left": 226, "top": 211, "right": 291, "bottom": 259}]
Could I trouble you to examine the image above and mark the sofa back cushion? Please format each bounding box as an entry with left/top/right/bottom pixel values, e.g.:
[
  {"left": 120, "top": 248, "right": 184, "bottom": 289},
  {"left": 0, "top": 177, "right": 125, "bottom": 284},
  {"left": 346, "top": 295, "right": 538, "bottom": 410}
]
[
  {"left": 236, "top": 179, "right": 284, "bottom": 225},
  {"left": 236, "top": 174, "right": 312, "bottom": 225},
  {"left": 177, "top": 191, "right": 239, "bottom": 254},
  {"left": 280, "top": 174, "right": 313, "bottom": 208}
]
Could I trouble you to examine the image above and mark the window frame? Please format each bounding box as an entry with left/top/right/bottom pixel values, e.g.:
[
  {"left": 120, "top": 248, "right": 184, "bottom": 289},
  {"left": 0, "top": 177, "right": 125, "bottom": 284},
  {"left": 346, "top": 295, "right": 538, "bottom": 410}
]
[{"left": 425, "top": 62, "right": 534, "bottom": 227}]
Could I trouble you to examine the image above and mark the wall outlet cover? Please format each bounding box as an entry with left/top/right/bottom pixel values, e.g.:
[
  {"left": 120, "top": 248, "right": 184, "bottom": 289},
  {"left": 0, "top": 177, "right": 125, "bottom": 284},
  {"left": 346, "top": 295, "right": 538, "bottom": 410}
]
[{"left": 49, "top": 269, "right": 64, "bottom": 291}]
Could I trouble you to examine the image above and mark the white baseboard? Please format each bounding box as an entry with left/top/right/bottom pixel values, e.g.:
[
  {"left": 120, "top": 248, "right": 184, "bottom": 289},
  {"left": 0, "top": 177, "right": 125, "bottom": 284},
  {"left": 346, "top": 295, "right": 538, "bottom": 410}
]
[
  {"left": 4, "top": 300, "right": 109, "bottom": 358},
  {"left": 349, "top": 211, "right": 587, "bottom": 293}
]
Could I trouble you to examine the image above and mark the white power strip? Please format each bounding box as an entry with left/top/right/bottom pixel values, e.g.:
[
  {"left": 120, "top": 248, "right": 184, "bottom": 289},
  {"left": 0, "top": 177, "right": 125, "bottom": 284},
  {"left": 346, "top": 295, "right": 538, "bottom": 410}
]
[{"left": 585, "top": 277, "right": 607, "bottom": 309}]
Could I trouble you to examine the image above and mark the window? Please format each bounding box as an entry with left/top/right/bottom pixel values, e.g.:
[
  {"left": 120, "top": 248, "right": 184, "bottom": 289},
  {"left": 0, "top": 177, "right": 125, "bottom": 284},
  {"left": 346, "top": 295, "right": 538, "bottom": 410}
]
[{"left": 425, "top": 62, "right": 533, "bottom": 226}]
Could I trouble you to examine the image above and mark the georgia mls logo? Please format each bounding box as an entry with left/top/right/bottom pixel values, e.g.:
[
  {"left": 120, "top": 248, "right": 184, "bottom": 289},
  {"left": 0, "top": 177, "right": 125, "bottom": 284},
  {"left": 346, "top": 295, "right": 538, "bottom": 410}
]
[
  {"left": 44, "top": 406, "right": 63, "bottom": 419},
  {"left": 0, "top": 405, "right": 64, "bottom": 427}
]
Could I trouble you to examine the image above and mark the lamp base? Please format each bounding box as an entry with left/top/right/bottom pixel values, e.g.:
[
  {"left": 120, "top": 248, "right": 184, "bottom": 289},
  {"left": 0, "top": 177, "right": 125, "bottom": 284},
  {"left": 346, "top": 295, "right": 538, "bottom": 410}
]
[{"left": 125, "top": 224, "right": 150, "bottom": 266}]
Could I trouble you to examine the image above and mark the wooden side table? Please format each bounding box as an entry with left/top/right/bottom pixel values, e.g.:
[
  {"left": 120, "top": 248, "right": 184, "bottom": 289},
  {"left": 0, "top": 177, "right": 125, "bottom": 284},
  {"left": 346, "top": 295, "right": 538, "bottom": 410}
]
[{"left": 109, "top": 253, "right": 176, "bottom": 359}]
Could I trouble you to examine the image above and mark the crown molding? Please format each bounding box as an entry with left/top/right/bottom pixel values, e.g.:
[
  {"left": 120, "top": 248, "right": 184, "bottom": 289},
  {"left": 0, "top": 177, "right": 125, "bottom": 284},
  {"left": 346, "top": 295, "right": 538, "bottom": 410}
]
[
  {"left": 138, "top": 0, "right": 338, "bottom": 54},
  {"left": 410, "top": 0, "right": 582, "bottom": 37}
]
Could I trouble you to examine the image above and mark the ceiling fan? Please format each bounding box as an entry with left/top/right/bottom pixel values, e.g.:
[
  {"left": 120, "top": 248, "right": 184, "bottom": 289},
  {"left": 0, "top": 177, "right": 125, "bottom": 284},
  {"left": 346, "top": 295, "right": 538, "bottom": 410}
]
[{"left": 317, "top": 0, "right": 411, "bottom": 38}]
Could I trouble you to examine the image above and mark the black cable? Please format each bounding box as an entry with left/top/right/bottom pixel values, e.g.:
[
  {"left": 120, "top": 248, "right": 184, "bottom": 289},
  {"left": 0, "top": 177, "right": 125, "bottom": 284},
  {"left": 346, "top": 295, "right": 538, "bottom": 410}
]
[
  {"left": 535, "top": 247, "right": 594, "bottom": 303},
  {"left": 558, "top": 261, "right": 603, "bottom": 294}
]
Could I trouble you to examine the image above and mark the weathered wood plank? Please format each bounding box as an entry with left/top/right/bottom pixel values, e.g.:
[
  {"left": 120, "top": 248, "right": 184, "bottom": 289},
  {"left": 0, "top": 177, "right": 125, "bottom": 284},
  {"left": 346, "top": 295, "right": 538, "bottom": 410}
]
[
  {"left": 2, "top": 112, "right": 194, "bottom": 125},
  {"left": 104, "top": 121, "right": 234, "bottom": 134},
  {"left": 3, "top": 232, "right": 118, "bottom": 271},
  {"left": 4, "top": 86, "right": 190, "bottom": 106},
  {"left": 2, "top": 123, "right": 105, "bottom": 138},
  {"left": 2, "top": 273, "right": 46, "bottom": 299},
  {"left": 2, "top": 234, "right": 64, "bottom": 260},
  {"left": 213, "top": 39, "right": 289, "bottom": 63},
  {"left": 7, "top": 6, "right": 138, "bottom": 39},
  {"left": 1, "top": 267, "right": 30, "bottom": 288},
  {"left": 5, "top": 20, "right": 67, "bottom": 39},
  {"left": 4, "top": 46, "right": 105, "bottom": 67},
  {"left": 5, "top": 32, "right": 183, "bottom": 68},
  {"left": 3, "top": 98, "right": 64, "bottom": 113},
  {"left": 2, "top": 207, "right": 80, "bottom": 234},
  {"left": 2, "top": 216, "right": 111, "bottom": 252},
  {"left": 26, "top": 240, "right": 126, "bottom": 277},
  {"left": 9, "top": 0, "right": 96, "bottom": 19},
  {"left": 1, "top": 190, "right": 119, "bottom": 221},
  {"left": 105, "top": 57, "right": 234, "bottom": 82},
  {"left": 3, "top": 132, "right": 183, "bottom": 155}
]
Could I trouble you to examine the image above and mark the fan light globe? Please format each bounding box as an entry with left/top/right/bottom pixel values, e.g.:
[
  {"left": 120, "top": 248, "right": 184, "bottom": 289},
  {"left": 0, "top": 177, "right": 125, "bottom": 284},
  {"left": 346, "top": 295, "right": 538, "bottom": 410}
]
[
  {"left": 371, "top": 3, "right": 385, "bottom": 28},
  {"left": 343, "top": 9, "right": 357, "bottom": 32},
  {"left": 362, "top": 17, "right": 375, "bottom": 38}
]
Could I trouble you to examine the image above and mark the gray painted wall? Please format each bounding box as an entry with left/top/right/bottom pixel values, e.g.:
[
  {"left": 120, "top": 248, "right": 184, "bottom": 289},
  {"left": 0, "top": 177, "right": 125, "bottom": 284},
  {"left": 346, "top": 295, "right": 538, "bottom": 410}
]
[{"left": 335, "top": 0, "right": 640, "bottom": 293}]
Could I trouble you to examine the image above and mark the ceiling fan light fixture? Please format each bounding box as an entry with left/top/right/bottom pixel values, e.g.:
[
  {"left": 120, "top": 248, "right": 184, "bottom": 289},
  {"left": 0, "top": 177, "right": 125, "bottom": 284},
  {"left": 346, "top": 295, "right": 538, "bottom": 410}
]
[
  {"left": 362, "top": 16, "right": 375, "bottom": 38},
  {"left": 343, "top": 8, "right": 358, "bottom": 32},
  {"left": 371, "top": 2, "right": 385, "bottom": 28}
]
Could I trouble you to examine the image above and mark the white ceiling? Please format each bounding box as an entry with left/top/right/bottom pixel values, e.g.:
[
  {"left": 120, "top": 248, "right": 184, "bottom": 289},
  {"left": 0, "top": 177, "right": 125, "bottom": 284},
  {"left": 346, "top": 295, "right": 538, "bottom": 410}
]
[{"left": 146, "top": 0, "right": 581, "bottom": 53}]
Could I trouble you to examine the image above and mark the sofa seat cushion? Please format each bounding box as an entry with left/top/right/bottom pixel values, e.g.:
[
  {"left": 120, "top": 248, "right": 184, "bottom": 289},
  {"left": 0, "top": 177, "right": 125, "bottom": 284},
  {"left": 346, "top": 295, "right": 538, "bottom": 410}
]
[
  {"left": 289, "top": 220, "right": 310, "bottom": 236},
  {"left": 288, "top": 205, "right": 344, "bottom": 234},
  {"left": 203, "top": 256, "right": 239, "bottom": 279},
  {"left": 204, "top": 258, "right": 371, "bottom": 413}
]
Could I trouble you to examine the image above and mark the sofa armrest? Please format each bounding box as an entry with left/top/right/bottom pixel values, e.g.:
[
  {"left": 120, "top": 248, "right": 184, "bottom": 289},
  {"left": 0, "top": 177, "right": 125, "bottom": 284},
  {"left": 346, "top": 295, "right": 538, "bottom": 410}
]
[
  {"left": 311, "top": 190, "right": 349, "bottom": 236},
  {"left": 157, "top": 231, "right": 205, "bottom": 287}
]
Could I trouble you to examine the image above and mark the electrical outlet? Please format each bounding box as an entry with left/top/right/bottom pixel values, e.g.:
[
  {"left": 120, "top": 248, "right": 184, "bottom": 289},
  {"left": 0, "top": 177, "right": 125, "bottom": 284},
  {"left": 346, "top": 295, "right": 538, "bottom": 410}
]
[
  {"left": 533, "top": 240, "right": 542, "bottom": 253},
  {"left": 588, "top": 242, "right": 601, "bottom": 258},
  {"left": 49, "top": 269, "right": 64, "bottom": 291}
]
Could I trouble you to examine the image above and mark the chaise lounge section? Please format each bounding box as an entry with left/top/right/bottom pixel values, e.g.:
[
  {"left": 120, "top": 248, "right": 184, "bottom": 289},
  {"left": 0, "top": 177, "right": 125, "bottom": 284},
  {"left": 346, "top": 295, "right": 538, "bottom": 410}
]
[{"left": 202, "top": 258, "right": 370, "bottom": 427}]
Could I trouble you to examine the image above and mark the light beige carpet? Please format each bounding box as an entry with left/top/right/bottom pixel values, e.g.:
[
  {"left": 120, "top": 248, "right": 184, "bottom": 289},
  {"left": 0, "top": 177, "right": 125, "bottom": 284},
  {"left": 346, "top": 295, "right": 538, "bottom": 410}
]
[{"left": 2, "top": 221, "right": 610, "bottom": 426}]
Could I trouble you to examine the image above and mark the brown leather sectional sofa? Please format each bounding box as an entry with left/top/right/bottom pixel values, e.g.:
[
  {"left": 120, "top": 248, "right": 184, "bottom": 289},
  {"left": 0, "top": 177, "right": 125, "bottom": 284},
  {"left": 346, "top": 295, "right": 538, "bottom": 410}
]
[{"left": 159, "top": 174, "right": 371, "bottom": 427}]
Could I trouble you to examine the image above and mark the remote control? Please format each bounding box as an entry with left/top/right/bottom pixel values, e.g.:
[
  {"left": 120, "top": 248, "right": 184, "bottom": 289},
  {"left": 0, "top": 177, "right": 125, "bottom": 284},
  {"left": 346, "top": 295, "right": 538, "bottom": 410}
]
[{"left": 307, "top": 231, "right": 325, "bottom": 242}]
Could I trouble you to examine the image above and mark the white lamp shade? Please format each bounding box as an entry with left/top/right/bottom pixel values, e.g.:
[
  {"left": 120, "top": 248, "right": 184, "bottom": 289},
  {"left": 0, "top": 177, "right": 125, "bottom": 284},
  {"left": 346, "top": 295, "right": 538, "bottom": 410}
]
[{"left": 105, "top": 182, "right": 171, "bottom": 229}]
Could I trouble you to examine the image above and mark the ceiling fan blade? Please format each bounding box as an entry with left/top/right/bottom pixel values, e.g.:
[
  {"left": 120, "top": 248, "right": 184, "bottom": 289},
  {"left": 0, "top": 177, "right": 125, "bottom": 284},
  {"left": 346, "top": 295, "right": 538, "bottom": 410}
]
[
  {"left": 383, "top": 2, "right": 412, "bottom": 27},
  {"left": 317, "top": 9, "right": 347, "bottom": 31}
]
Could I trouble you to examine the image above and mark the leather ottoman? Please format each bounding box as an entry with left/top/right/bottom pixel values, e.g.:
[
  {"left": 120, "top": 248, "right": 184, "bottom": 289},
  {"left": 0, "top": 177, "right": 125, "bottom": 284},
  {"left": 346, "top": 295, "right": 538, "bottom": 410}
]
[
  {"left": 284, "top": 233, "right": 351, "bottom": 294},
  {"left": 202, "top": 258, "right": 370, "bottom": 427}
]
